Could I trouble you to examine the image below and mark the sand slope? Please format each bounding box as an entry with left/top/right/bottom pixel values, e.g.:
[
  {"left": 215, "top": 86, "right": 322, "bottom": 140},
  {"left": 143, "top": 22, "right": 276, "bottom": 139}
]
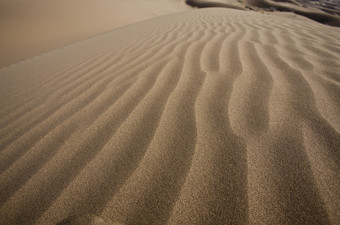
[
  {"left": 186, "top": 0, "right": 340, "bottom": 26},
  {"left": 0, "top": 0, "right": 189, "bottom": 68},
  {"left": 0, "top": 8, "right": 340, "bottom": 225}
]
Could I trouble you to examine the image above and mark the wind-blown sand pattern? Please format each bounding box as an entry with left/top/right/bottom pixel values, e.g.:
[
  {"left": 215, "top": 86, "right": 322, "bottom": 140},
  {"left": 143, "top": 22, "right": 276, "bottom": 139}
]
[
  {"left": 186, "top": 0, "right": 340, "bottom": 27},
  {"left": 0, "top": 8, "right": 340, "bottom": 225}
]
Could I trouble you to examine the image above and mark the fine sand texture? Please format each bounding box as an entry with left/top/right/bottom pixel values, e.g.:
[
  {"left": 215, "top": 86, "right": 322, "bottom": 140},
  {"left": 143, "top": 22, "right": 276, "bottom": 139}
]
[
  {"left": 0, "top": 0, "right": 189, "bottom": 68},
  {"left": 0, "top": 8, "right": 340, "bottom": 225},
  {"left": 186, "top": 0, "right": 340, "bottom": 26}
]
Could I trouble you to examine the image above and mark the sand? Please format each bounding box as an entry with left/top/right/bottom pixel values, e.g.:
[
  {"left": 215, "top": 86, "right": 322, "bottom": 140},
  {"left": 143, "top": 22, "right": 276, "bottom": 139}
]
[
  {"left": 0, "top": 3, "right": 340, "bottom": 225},
  {"left": 0, "top": 0, "right": 189, "bottom": 68},
  {"left": 187, "top": 0, "right": 340, "bottom": 26}
]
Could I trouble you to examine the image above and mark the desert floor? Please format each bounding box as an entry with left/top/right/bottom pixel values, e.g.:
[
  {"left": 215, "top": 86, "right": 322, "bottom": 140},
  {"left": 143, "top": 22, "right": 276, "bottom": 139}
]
[{"left": 0, "top": 0, "right": 339, "bottom": 224}]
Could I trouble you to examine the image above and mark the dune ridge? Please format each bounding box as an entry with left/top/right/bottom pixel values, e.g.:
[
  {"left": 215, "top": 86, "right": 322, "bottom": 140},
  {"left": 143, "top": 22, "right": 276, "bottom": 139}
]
[
  {"left": 0, "top": 0, "right": 190, "bottom": 68},
  {"left": 0, "top": 8, "right": 340, "bottom": 225},
  {"left": 185, "top": 0, "right": 340, "bottom": 27}
]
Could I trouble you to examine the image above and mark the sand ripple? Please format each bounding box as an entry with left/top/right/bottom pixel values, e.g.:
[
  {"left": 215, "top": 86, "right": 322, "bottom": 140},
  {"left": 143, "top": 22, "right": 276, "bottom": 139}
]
[{"left": 0, "top": 8, "right": 339, "bottom": 225}]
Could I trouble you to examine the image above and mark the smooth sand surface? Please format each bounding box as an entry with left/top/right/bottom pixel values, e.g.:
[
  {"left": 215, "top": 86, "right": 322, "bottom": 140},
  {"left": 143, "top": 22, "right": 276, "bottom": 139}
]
[
  {"left": 0, "top": 6, "right": 340, "bottom": 225},
  {"left": 0, "top": 0, "right": 189, "bottom": 68}
]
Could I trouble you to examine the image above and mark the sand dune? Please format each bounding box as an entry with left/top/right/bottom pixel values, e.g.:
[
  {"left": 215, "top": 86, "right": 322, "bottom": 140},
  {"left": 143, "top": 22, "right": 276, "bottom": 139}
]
[
  {"left": 0, "top": 8, "right": 340, "bottom": 225},
  {"left": 242, "top": 0, "right": 340, "bottom": 26},
  {"left": 185, "top": 0, "right": 245, "bottom": 10},
  {"left": 186, "top": 0, "right": 340, "bottom": 27},
  {"left": 0, "top": 0, "right": 189, "bottom": 68}
]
